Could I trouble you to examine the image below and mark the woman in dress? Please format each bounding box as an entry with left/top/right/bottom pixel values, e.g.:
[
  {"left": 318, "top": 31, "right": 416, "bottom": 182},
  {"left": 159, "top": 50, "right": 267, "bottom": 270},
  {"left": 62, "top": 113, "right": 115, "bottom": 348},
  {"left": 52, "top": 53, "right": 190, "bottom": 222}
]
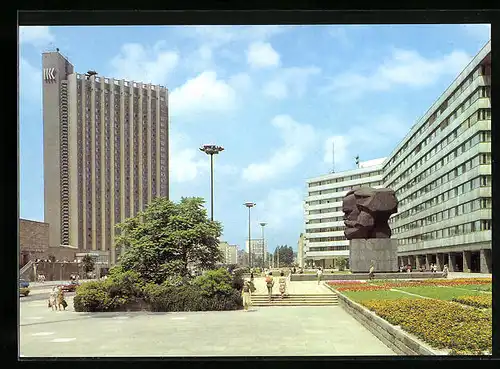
[
  {"left": 241, "top": 279, "right": 253, "bottom": 311},
  {"left": 48, "top": 287, "right": 58, "bottom": 311},
  {"left": 278, "top": 271, "right": 287, "bottom": 299}
]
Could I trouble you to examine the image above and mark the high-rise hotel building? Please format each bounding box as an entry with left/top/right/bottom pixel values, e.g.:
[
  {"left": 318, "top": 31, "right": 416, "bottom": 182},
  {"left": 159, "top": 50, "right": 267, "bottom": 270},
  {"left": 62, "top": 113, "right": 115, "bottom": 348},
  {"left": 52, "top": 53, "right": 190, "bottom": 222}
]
[
  {"left": 42, "top": 51, "right": 169, "bottom": 265},
  {"left": 384, "top": 41, "right": 491, "bottom": 274},
  {"left": 303, "top": 158, "right": 385, "bottom": 268}
]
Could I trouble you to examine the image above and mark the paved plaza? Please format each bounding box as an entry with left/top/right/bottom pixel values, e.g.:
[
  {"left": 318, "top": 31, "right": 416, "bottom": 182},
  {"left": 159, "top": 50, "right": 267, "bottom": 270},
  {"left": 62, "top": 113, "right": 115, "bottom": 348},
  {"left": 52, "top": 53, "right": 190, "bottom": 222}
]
[{"left": 20, "top": 293, "right": 396, "bottom": 357}]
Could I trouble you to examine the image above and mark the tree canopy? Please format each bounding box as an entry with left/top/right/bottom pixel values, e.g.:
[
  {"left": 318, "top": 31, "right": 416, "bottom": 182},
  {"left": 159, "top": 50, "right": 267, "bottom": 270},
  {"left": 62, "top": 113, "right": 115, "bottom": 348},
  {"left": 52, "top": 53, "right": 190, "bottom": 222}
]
[{"left": 115, "top": 197, "right": 223, "bottom": 284}]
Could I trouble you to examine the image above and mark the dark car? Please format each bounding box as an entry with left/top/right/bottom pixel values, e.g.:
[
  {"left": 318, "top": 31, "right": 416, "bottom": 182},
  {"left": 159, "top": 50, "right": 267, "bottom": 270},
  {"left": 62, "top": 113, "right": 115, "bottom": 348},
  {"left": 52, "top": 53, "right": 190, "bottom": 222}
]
[
  {"left": 58, "top": 281, "right": 80, "bottom": 292},
  {"left": 20, "top": 279, "right": 29, "bottom": 288}
]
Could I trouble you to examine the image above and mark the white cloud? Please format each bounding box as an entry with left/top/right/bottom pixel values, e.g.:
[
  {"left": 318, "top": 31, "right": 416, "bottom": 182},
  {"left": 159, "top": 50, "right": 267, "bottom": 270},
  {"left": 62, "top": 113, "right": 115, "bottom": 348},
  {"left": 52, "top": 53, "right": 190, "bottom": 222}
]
[
  {"left": 169, "top": 133, "right": 208, "bottom": 182},
  {"left": 228, "top": 72, "right": 252, "bottom": 91},
  {"left": 323, "top": 48, "right": 472, "bottom": 101},
  {"left": 242, "top": 115, "right": 317, "bottom": 182},
  {"left": 263, "top": 66, "right": 320, "bottom": 99},
  {"left": 461, "top": 24, "right": 491, "bottom": 40},
  {"left": 246, "top": 41, "right": 280, "bottom": 68},
  {"left": 169, "top": 71, "right": 237, "bottom": 116},
  {"left": 19, "top": 26, "right": 55, "bottom": 47},
  {"left": 110, "top": 43, "right": 179, "bottom": 84},
  {"left": 19, "top": 58, "right": 42, "bottom": 102},
  {"left": 256, "top": 188, "right": 304, "bottom": 229}
]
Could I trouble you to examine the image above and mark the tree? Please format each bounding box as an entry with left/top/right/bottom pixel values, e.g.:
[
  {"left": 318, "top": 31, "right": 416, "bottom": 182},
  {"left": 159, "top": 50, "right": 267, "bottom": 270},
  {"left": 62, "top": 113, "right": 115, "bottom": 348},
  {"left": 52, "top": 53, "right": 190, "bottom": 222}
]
[
  {"left": 273, "top": 245, "right": 294, "bottom": 266},
  {"left": 334, "top": 257, "right": 347, "bottom": 271},
  {"left": 115, "top": 197, "right": 223, "bottom": 284},
  {"left": 82, "top": 255, "right": 95, "bottom": 274}
]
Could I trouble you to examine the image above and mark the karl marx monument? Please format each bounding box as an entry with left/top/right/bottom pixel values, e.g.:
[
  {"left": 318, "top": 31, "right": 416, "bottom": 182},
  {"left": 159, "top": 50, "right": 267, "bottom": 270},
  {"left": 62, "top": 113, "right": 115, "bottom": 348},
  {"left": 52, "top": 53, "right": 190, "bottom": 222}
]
[{"left": 342, "top": 187, "right": 399, "bottom": 273}]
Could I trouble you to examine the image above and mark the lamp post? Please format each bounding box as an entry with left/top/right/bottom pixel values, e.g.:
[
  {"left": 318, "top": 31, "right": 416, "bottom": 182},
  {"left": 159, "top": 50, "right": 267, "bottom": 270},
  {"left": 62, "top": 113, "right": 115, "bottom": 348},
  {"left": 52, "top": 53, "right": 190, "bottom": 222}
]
[
  {"left": 259, "top": 222, "right": 267, "bottom": 269},
  {"left": 199, "top": 144, "right": 224, "bottom": 221},
  {"left": 244, "top": 202, "right": 256, "bottom": 268}
]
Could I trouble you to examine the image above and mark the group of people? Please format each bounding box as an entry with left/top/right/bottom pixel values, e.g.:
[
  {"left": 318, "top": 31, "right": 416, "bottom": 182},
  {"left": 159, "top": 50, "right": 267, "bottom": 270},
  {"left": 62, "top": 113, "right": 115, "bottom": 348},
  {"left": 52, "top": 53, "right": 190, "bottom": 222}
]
[
  {"left": 48, "top": 286, "right": 67, "bottom": 311},
  {"left": 399, "top": 263, "right": 448, "bottom": 277},
  {"left": 241, "top": 269, "right": 289, "bottom": 311}
]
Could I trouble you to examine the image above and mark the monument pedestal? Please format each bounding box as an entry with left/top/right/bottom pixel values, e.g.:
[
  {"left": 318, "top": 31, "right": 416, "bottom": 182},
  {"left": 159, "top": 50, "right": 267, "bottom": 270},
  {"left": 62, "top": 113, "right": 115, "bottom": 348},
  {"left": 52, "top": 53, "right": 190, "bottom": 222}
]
[{"left": 349, "top": 239, "right": 398, "bottom": 273}]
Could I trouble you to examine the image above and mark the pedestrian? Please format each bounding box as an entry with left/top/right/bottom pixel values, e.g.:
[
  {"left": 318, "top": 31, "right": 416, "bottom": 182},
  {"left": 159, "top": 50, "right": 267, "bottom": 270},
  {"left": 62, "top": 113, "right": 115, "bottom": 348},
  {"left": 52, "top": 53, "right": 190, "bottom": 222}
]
[
  {"left": 316, "top": 267, "right": 323, "bottom": 285},
  {"left": 278, "top": 271, "right": 287, "bottom": 299},
  {"left": 57, "top": 286, "right": 67, "bottom": 311},
  {"left": 442, "top": 264, "right": 449, "bottom": 278},
  {"left": 368, "top": 264, "right": 375, "bottom": 280},
  {"left": 250, "top": 271, "right": 254, "bottom": 283},
  {"left": 48, "top": 287, "right": 57, "bottom": 311},
  {"left": 241, "top": 279, "right": 253, "bottom": 311},
  {"left": 265, "top": 272, "right": 274, "bottom": 302}
]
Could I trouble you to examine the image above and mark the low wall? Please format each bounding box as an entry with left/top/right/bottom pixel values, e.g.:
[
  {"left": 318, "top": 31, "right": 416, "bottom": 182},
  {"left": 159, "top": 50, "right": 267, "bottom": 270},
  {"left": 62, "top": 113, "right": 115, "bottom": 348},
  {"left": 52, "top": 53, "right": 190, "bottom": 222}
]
[
  {"left": 27, "top": 262, "right": 83, "bottom": 282},
  {"left": 290, "top": 272, "right": 441, "bottom": 282},
  {"left": 324, "top": 284, "right": 447, "bottom": 356}
]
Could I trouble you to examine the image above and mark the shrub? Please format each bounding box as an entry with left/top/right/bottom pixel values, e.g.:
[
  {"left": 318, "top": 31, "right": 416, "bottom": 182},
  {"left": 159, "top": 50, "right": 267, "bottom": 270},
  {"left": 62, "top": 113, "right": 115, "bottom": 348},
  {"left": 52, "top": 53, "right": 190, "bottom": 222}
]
[
  {"left": 360, "top": 298, "right": 492, "bottom": 354},
  {"left": 192, "top": 268, "right": 233, "bottom": 297},
  {"left": 231, "top": 268, "right": 245, "bottom": 291},
  {"left": 73, "top": 280, "right": 122, "bottom": 312},
  {"left": 20, "top": 288, "right": 30, "bottom": 296},
  {"left": 143, "top": 283, "right": 242, "bottom": 312},
  {"left": 452, "top": 295, "right": 492, "bottom": 309}
]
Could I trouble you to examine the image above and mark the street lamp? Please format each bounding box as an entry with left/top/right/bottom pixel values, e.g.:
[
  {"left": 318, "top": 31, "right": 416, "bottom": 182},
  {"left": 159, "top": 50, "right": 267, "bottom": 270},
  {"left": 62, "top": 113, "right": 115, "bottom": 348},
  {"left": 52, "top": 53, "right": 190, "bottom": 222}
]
[
  {"left": 260, "top": 222, "right": 267, "bottom": 269},
  {"left": 244, "top": 202, "right": 256, "bottom": 268},
  {"left": 200, "top": 144, "right": 224, "bottom": 221}
]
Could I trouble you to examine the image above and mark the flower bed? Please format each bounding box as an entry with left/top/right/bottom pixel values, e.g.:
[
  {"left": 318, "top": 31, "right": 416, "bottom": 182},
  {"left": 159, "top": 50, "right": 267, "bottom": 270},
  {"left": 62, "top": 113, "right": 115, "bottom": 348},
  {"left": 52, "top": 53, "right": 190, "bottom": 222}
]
[
  {"left": 329, "top": 278, "right": 491, "bottom": 292},
  {"left": 360, "top": 298, "right": 492, "bottom": 355},
  {"left": 336, "top": 284, "right": 388, "bottom": 292},
  {"left": 452, "top": 295, "right": 492, "bottom": 309}
]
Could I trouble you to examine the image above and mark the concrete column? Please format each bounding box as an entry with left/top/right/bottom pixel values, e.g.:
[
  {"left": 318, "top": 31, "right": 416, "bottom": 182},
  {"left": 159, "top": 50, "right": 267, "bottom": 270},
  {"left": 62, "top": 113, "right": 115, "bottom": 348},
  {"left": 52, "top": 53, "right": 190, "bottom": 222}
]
[
  {"left": 408, "top": 255, "right": 415, "bottom": 269},
  {"left": 463, "top": 251, "right": 472, "bottom": 273},
  {"left": 436, "top": 253, "right": 443, "bottom": 271},
  {"left": 425, "top": 254, "right": 432, "bottom": 270},
  {"left": 415, "top": 255, "right": 421, "bottom": 269},
  {"left": 480, "top": 249, "right": 492, "bottom": 274}
]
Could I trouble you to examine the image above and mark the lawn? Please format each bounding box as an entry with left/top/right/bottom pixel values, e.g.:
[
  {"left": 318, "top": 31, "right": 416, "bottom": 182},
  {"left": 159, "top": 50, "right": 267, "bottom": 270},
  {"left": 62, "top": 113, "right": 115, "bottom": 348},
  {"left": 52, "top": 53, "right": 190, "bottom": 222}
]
[
  {"left": 395, "top": 286, "right": 485, "bottom": 301},
  {"left": 450, "top": 284, "right": 492, "bottom": 292}
]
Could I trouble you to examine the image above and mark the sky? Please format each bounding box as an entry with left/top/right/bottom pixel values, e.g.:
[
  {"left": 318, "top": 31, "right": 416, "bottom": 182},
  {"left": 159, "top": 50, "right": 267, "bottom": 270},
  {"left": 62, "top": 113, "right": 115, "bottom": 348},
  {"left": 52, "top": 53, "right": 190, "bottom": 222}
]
[{"left": 19, "top": 24, "right": 491, "bottom": 253}]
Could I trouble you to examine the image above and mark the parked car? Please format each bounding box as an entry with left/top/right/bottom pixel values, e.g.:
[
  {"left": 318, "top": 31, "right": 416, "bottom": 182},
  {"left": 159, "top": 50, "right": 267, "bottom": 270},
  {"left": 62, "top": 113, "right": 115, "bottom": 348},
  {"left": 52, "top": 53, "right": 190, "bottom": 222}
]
[
  {"left": 19, "top": 279, "right": 29, "bottom": 288},
  {"left": 58, "top": 280, "right": 80, "bottom": 292}
]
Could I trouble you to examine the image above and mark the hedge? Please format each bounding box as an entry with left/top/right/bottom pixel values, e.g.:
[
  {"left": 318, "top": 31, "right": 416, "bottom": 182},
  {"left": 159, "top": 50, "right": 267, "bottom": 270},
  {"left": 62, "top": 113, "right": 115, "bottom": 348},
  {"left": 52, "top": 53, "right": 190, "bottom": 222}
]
[{"left": 360, "top": 298, "right": 491, "bottom": 355}]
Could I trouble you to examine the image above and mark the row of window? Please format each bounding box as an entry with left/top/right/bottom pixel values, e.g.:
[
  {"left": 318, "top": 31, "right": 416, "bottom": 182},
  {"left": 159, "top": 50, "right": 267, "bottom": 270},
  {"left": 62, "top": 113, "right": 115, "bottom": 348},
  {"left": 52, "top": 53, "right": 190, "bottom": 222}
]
[
  {"left": 308, "top": 246, "right": 349, "bottom": 252},
  {"left": 398, "top": 220, "right": 492, "bottom": 245},
  {"left": 387, "top": 106, "right": 491, "bottom": 190},
  {"left": 306, "top": 226, "right": 345, "bottom": 234},
  {"left": 308, "top": 181, "right": 383, "bottom": 197},
  {"left": 394, "top": 197, "right": 492, "bottom": 234},
  {"left": 308, "top": 171, "right": 382, "bottom": 188},
  {"left": 395, "top": 175, "right": 491, "bottom": 224},
  {"left": 385, "top": 64, "right": 487, "bottom": 172},
  {"left": 398, "top": 153, "right": 490, "bottom": 208},
  {"left": 308, "top": 236, "right": 346, "bottom": 243},
  {"left": 308, "top": 206, "right": 343, "bottom": 215}
]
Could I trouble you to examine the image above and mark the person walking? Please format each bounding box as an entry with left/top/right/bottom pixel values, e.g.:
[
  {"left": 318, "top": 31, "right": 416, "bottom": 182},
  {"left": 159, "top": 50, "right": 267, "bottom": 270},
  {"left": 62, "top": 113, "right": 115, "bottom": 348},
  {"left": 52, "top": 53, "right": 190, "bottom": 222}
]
[
  {"left": 316, "top": 267, "right": 323, "bottom": 285},
  {"left": 241, "top": 279, "right": 253, "bottom": 311},
  {"left": 442, "top": 264, "right": 449, "bottom": 278},
  {"left": 278, "top": 271, "right": 287, "bottom": 299},
  {"left": 265, "top": 272, "right": 274, "bottom": 302},
  {"left": 48, "top": 287, "right": 58, "bottom": 311},
  {"left": 57, "top": 286, "right": 67, "bottom": 311},
  {"left": 368, "top": 264, "right": 375, "bottom": 280}
]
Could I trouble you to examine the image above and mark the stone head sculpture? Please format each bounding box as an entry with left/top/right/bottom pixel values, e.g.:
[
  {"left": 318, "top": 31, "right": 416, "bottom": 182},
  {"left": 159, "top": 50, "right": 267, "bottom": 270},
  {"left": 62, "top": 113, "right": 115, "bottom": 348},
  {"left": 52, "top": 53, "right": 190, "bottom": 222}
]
[{"left": 342, "top": 187, "right": 398, "bottom": 239}]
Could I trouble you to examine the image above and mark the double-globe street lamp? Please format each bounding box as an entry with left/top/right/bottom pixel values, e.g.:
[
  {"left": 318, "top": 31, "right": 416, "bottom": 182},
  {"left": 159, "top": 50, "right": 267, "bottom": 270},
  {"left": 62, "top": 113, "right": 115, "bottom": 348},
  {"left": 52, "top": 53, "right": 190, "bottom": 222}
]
[
  {"left": 199, "top": 144, "right": 224, "bottom": 221},
  {"left": 259, "top": 222, "right": 267, "bottom": 269},
  {"left": 244, "top": 202, "right": 256, "bottom": 268}
]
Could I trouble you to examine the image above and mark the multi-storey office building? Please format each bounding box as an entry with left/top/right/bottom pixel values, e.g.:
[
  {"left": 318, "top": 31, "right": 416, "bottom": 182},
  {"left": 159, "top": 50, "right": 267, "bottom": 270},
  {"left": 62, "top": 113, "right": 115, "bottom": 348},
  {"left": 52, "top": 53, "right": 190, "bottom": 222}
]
[
  {"left": 303, "top": 158, "right": 386, "bottom": 268},
  {"left": 384, "top": 41, "right": 491, "bottom": 273},
  {"left": 42, "top": 51, "right": 169, "bottom": 266},
  {"left": 245, "top": 239, "right": 267, "bottom": 266},
  {"left": 217, "top": 241, "right": 238, "bottom": 265}
]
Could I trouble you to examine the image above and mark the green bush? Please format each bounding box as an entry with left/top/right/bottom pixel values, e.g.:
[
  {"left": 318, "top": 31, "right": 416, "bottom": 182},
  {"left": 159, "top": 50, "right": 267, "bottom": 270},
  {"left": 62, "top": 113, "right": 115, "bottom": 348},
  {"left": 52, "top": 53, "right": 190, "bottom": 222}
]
[
  {"left": 20, "top": 288, "right": 30, "bottom": 296},
  {"left": 107, "top": 266, "right": 144, "bottom": 299},
  {"left": 143, "top": 283, "right": 242, "bottom": 312},
  {"left": 191, "top": 268, "right": 233, "bottom": 297},
  {"left": 231, "top": 268, "right": 245, "bottom": 291},
  {"left": 73, "top": 280, "right": 121, "bottom": 312}
]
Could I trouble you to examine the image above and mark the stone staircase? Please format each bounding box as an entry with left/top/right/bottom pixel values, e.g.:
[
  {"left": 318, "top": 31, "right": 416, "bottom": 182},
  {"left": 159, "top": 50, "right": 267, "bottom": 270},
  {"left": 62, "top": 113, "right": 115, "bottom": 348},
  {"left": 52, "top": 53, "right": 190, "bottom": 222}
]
[{"left": 251, "top": 293, "right": 339, "bottom": 307}]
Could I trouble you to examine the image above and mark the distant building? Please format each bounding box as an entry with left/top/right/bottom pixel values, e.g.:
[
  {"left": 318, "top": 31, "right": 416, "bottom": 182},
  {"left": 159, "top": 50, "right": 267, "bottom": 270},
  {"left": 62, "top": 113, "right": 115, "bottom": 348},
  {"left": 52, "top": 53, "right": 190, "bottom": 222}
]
[
  {"left": 237, "top": 249, "right": 249, "bottom": 266},
  {"left": 218, "top": 241, "right": 238, "bottom": 265},
  {"left": 245, "top": 239, "right": 267, "bottom": 266}
]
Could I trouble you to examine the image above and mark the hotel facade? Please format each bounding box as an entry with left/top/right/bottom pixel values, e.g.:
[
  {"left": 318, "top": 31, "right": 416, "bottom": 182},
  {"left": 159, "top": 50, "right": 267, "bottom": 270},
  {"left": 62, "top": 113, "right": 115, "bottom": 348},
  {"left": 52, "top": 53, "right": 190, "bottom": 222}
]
[
  {"left": 42, "top": 51, "right": 169, "bottom": 266},
  {"left": 301, "top": 41, "right": 491, "bottom": 273},
  {"left": 303, "top": 158, "right": 385, "bottom": 268}
]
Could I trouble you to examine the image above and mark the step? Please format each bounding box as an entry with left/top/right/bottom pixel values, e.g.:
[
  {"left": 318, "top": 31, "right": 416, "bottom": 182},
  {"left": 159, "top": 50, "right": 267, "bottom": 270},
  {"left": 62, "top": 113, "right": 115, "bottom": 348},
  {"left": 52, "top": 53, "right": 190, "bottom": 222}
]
[
  {"left": 252, "top": 302, "right": 339, "bottom": 307},
  {"left": 252, "top": 297, "right": 338, "bottom": 301}
]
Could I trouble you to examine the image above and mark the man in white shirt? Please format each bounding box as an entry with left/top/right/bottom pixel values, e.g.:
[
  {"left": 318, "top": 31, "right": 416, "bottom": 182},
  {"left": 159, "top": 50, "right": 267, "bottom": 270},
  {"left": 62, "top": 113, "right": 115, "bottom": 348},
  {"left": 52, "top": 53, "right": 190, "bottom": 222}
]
[{"left": 316, "top": 267, "right": 323, "bottom": 285}]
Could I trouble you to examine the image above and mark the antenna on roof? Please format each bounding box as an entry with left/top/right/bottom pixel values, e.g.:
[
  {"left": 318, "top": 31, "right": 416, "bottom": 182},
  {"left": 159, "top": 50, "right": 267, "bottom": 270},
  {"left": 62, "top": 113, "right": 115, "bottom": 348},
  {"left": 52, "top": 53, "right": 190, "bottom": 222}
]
[
  {"left": 355, "top": 155, "right": 360, "bottom": 168},
  {"left": 331, "top": 140, "right": 335, "bottom": 173}
]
